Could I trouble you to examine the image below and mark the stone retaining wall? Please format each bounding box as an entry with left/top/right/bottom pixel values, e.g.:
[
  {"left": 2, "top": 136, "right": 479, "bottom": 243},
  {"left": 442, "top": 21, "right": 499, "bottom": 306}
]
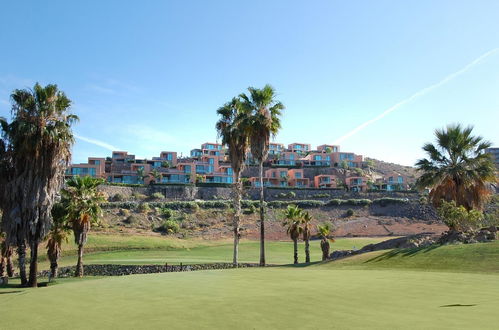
[
  {"left": 39, "top": 263, "right": 261, "bottom": 277},
  {"left": 99, "top": 184, "right": 420, "bottom": 202}
]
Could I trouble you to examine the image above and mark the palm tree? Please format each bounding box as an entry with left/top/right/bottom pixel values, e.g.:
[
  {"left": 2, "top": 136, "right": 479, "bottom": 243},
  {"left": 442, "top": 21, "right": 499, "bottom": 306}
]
[
  {"left": 150, "top": 169, "right": 162, "bottom": 183},
  {"left": 415, "top": 124, "right": 496, "bottom": 211},
  {"left": 62, "top": 176, "right": 105, "bottom": 277},
  {"left": 1, "top": 236, "right": 14, "bottom": 278},
  {"left": 282, "top": 205, "right": 303, "bottom": 264},
  {"left": 240, "top": 84, "right": 284, "bottom": 266},
  {"left": 0, "top": 83, "right": 77, "bottom": 287},
  {"left": 317, "top": 224, "right": 333, "bottom": 261},
  {"left": 216, "top": 98, "right": 249, "bottom": 266},
  {"left": 45, "top": 203, "right": 70, "bottom": 280},
  {"left": 302, "top": 212, "right": 313, "bottom": 263}
]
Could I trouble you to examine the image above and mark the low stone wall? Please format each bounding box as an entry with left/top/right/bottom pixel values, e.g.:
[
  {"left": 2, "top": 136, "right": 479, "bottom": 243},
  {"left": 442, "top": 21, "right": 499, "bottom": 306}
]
[
  {"left": 39, "top": 263, "right": 261, "bottom": 277},
  {"left": 99, "top": 184, "right": 420, "bottom": 202}
]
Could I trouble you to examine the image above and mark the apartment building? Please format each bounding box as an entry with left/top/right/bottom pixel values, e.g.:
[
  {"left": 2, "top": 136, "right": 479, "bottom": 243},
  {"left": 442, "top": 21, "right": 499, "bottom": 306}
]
[
  {"left": 249, "top": 168, "right": 309, "bottom": 187},
  {"left": 485, "top": 148, "right": 499, "bottom": 169},
  {"left": 68, "top": 141, "right": 371, "bottom": 187},
  {"left": 373, "top": 172, "right": 408, "bottom": 191},
  {"left": 345, "top": 176, "right": 368, "bottom": 192}
]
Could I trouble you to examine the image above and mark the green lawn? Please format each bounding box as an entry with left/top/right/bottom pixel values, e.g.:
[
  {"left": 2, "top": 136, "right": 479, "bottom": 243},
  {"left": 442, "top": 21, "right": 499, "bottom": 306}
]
[
  {"left": 321, "top": 240, "right": 499, "bottom": 273},
  {"left": 1, "top": 267, "right": 499, "bottom": 329},
  {"left": 2, "top": 237, "right": 499, "bottom": 329},
  {"left": 37, "top": 235, "right": 386, "bottom": 269}
]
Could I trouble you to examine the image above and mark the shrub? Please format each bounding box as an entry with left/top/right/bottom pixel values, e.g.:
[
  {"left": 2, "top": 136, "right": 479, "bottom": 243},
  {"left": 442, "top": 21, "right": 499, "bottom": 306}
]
[
  {"left": 198, "top": 200, "right": 230, "bottom": 209},
  {"left": 241, "top": 200, "right": 260, "bottom": 208},
  {"left": 346, "top": 199, "right": 372, "bottom": 206},
  {"left": 274, "top": 191, "right": 296, "bottom": 199},
  {"left": 437, "top": 200, "right": 483, "bottom": 231},
  {"left": 155, "top": 219, "right": 180, "bottom": 234},
  {"left": 118, "top": 208, "right": 130, "bottom": 217},
  {"left": 159, "top": 207, "right": 174, "bottom": 219},
  {"left": 483, "top": 209, "right": 499, "bottom": 227},
  {"left": 311, "top": 193, "right": 331, "bottom": 198},
  {"left": 150, "top": 192, "right": 164, "bottom": 200},
  {"left": 112, "top": 193, "right": 126, "bottom": 202},
  {"left": 132, "top": 192, "right": 147, "bottom": 200},
  {"left": 138, "top": 202, "right": 151, "bottom": 213},
  {"left": 327, "top": 199, "right": 345, "bottom": 206},
  {"left": 345, "top": 209, "right": 354, "bottom": 217},
  {"left": 243, "top": 204, "right": 257, "bottom": 214},
  {"left": 372, "top": 197, "right": 409, "bottom": 207},
  {"left": 124, "top": 214, "right": 140, "bottom": 225}
]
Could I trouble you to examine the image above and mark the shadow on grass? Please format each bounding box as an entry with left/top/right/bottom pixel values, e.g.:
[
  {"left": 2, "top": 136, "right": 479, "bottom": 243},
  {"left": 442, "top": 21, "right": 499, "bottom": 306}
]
[
  {"left": 363, "top": 245, "right": 441, "bottom": 264},
  {"left": 440, "top": 304, "right": 476, "bottom": 307},
  {"left": 278, "top": 261, "right": 322, "bottom": 268}
]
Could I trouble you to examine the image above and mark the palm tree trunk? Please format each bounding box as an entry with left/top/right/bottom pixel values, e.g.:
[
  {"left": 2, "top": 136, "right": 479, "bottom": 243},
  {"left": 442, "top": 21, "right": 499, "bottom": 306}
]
[
  {"left": 28, "top": 240, "right": 39, "bottom": 287},
  {"left": 50, "top": 259, "right": 58, "bottom": 279},
  {"left": 75, "top": 243, "right": 84, "bottom": 277},
  {"left": 232, "top": 171, "right": 241, "bottom": 266},
  {"left": 305, "top": 238, "right": 310, "bottom": 263},
  {"left": 17, "top": 242, "right": 27, "bottom": 286},
  {"left": 0, "top": 256, "right": 5, "bottom": 278},
  {"left": 7, "top": 254, "right": 14, "bottom": 277},
  {"left": 259, "top": 160, "right": 266, "bottom": 266},
  {"left": 293, "top": 238, "right": 298, "bottom": 264},
  {"left": 321, "top": 239, "right": 330, "bottom": 261}
]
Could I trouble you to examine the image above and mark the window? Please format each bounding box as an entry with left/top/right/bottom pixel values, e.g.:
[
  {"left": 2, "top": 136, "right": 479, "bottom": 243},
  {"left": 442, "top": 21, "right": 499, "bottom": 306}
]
[
  {"left": 326, "top": 156, "right": 331, "bottom": 161},
  {"left": 398, "top": 176, "right": 403, "bottom": 183},
  {"left": 196, "top": 165, "right": 205, "bottom": 173},
  {"left": 167, "top": 153, "right": 173, "bottom": 161},
  {"left": 280, "top": 181, "right": 287, "bottom": 187},
  {"left": 93, "top": 160, "right": 100, "bottom": 165},
  {"left": 289, "top": 154, "right": 295, "bottom": 160},
  {"left": 209, "top": 158, "right": 214, "bottom": 165},
  {"left": 295, "top": 172, "right": 302, "bottom": 179},
  {"left": 314, "top": 155, "right": 322, "bottom": 161},
  {"left": 280, "top": 171, "right": 287, "bottom": 178},
  {"left": 227, "top": 168, "right": 233, "bottom": 175}
]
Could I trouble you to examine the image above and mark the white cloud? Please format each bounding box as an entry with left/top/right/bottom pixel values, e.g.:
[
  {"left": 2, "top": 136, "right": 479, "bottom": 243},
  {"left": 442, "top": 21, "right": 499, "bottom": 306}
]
[{"left": 74, "top": 133, "right": 120, "bottom": 151}]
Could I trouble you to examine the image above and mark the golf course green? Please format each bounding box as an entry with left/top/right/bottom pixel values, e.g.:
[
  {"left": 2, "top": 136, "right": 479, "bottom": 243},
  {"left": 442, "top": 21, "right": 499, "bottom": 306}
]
[{"left": 1, "top": 238, "right": 498, "bottom": 329}]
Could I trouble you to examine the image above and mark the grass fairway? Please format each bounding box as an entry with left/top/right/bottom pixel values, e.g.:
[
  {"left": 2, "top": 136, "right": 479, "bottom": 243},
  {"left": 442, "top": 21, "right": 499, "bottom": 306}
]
[
  {"left": 1, "top": 267, "right": 499, "bottom": 329},
  {"left": 37, "top": 235, "right": 385, "bottom": 268}
]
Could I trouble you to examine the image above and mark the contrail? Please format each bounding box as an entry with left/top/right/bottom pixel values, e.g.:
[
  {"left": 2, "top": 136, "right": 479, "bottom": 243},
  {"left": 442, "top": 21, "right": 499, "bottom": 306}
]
[
  {"left": 333, "top": 48, "right": 499, "bottom": 144},
  {"left": 75, "top": 133, "right": 120, "bottom": 151}
]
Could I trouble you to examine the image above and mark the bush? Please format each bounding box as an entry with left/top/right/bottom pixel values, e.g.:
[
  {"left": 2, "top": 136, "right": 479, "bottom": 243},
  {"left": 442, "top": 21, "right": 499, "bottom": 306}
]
[
  {"left": 311, "top": 193, "right": 331, "bottom": 198},
  {"left": 327, "top": 199, "right": 345, "bottom": 206},
  {"left": 437, "top": 200, "right": 483, "bottom": 231},
  {"left": 124, "top": 215, "right": 140, "bottom": 225},
  {"left": 132, "top": 192, "right": 147, "bottom": 200},
  {"left": 155, "top": 219, "right": 180, "bottom": 234},
  {"left": 346, "top": 199, "right": 372, "bottom": 206},
  {"left": 372, "top": 197, "right": 409, "bottom": 207},
  {"left": 138, "top": 202, "right": 151, "bottom": 213},
  {"left": 241, "top": 200, "right": 260, "bottom": 208},
  {"left": 118, "top": 208, "right": 130, "bottom": 217},
  {"left": 345, "top": 209, "right": 354, "bottom": 217},
  {"left": 197, "top": 200, "right": 230, "bottom": 209},
  {"left": 159, "top": 207, "right": 174, "bottom": 219},
  {"left": 243, "top": 204, "right": 257, "bottom": 214},
  {"left": 112, "top": 193, "right": 126, "bottom": 202},
  {"left": 150, "top": 192, "right": 164, "bottom": 200},
  {"left": 267, "top": 200, "right": 324, "bottom": 208},
  {"left": 274, "top": 191, "right": 296, "bottom": 199}
]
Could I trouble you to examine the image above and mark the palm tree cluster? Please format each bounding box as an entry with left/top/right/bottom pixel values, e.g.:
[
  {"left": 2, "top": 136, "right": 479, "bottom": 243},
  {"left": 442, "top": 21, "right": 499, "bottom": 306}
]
[
  {"left": 0, "top": 83, "right": 77, "bottom": 287},
  {"left": 282, "top": 205, "right": 330, "bottom": 264},
  {"left": 216, "top": 84, "right": 284, "bottom": 266},
  {"left": 415, "top": 124, "right": 496, "bottom": 211}
]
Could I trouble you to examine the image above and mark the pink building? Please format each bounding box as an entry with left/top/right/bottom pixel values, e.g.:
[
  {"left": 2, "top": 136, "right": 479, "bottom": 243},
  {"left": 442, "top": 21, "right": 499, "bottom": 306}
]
[{"left": 314, "top": 175, "right": 338, "bottom": 188}]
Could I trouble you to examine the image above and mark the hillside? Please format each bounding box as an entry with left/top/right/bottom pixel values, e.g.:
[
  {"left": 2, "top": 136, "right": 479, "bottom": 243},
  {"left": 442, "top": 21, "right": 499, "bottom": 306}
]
[{"left": 366, "top": 157, "right": 419, "bottom": 185}]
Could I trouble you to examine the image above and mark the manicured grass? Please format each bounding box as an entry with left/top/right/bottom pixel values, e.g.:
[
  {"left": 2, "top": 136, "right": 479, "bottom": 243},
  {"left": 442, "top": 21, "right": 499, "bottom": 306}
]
[
  {"left": 36, "top": 234, "right": 386, "bottom": 269},
  {"left": 320, "top": 240, "right": 499, "bottom": 273},
  {"left": 1, "top": 268, "right": 499, "bottom": 329}
]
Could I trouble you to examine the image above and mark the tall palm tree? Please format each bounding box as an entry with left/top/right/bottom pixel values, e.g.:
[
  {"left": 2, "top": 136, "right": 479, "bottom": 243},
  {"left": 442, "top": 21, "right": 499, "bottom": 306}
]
[
  {"left": 0, "top": 83, "right": 77, "bottom": 287},
  {"left": 282, "top": 205, "right": 303, "bottom": 264},
  {"left": 240, "top": 84, "right": 284, "bottom": 266},
  {"left": 216, "top": 98, "right": 249, "bottom": 266},
  {"left": 1, "top": 235, "right": 14, "bottom": 278},
  {"left": 62, "top": 176, "right": 105, "bottom": 277},
  {"left": 302, "top": 212, "right": 312, "bottom": 263},
  {"left": 317, "top": 223, "right": 333, "bottom": 261},
  {"left": 45, "top": 202, "right": 70, "bottom": 279},
  {"left": 415, "top": 124, "right": 496, "bottom": 211}
]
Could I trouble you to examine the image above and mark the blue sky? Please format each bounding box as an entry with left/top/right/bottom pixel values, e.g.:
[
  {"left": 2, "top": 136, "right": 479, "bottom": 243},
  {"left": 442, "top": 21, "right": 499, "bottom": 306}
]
[{"left": 1, "top": 0, "right": 498, "bottom": 166}]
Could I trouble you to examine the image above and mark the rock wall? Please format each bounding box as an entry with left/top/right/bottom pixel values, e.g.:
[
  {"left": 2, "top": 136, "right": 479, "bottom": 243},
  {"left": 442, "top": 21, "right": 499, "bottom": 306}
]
[
  {"left": 99, "top": 184, "right": 420, "bottom": 202},
  {"left": 39, "top": 263, "right": 262, "bottom": 277}
]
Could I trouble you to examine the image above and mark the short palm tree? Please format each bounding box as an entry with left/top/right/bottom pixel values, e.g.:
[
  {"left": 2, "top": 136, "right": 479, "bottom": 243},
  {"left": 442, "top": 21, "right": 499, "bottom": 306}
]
[
  {"left": 62, "top": 176, "right": 105, "bottom": 277},
  {"left": 240, "top": 84, "right": 284, "bottom": 266},
  {"left": 302, "top": 212, "right": 313, "bottom": 263},
  {"left": 0, "top": 83, "right": 77, "bottom": 287},
  {"left": 415, "top": 124, "right": 496, "bottom": 211},
  {"left": 317, "top": 224, "right": 334, "bottom": 261},
  {"left": 283, "top": 205, "right": 304, "bottom": 264},
  {"left": 216, "top": 98, "right": 249, "bottom": 266},
  {"left": 45, "top": 202, "right": 70, "bottom": 279}
]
